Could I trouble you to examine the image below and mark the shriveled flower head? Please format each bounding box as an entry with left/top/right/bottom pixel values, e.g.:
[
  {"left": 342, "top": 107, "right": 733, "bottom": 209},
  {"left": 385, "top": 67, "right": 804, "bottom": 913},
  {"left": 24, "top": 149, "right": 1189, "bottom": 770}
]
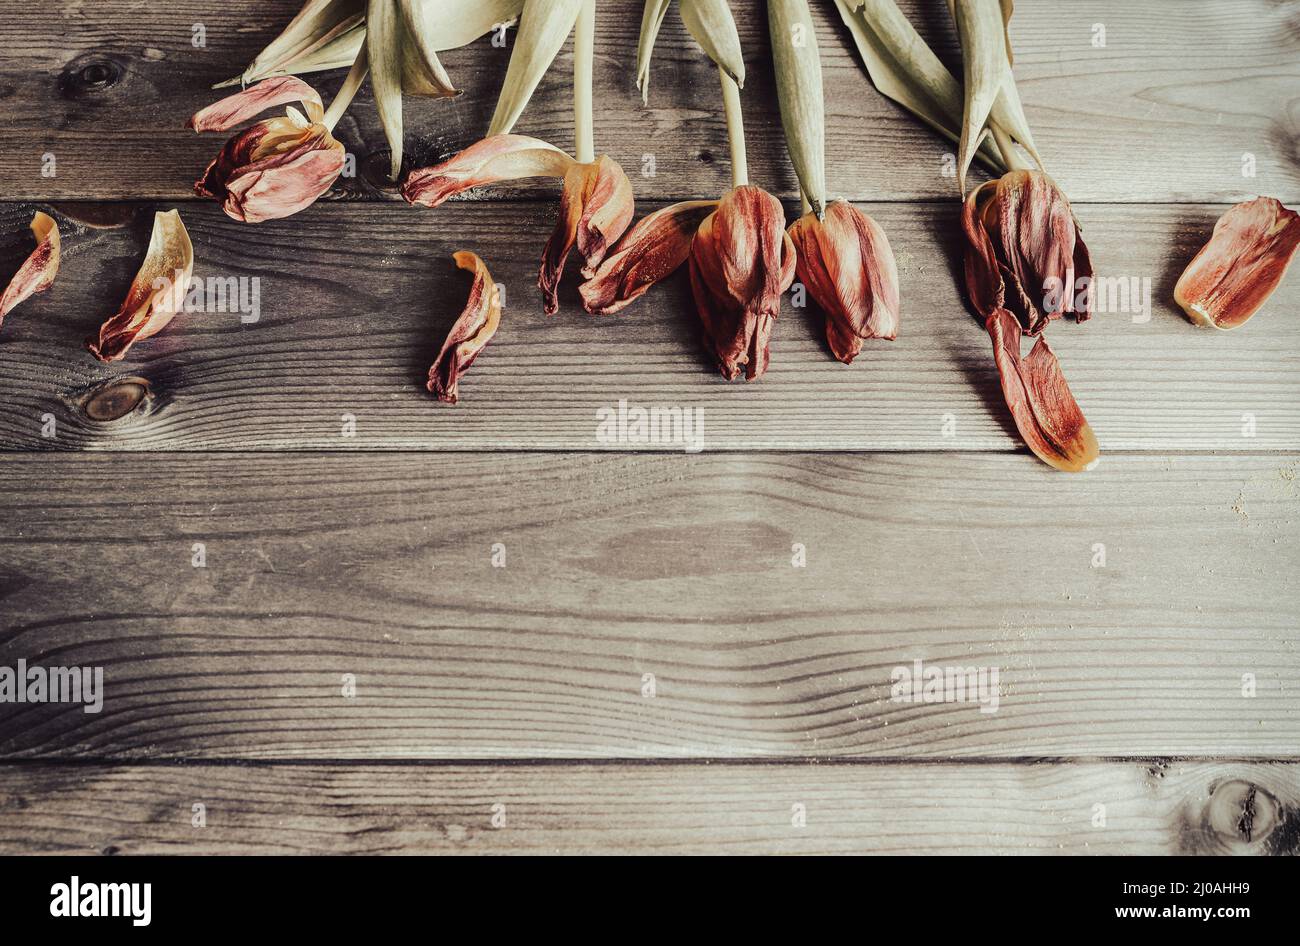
[
  {"left": 190, "top": 76, "right": 345, "bottom": 223},
  {"left": 539, "top": 155, "right": 634, "bottom": 314},
  {"left": 963, "top": 170, "right": 1093, "bottom": 335},
  {"left": 788, "top": 199, "right": 900, "bottom": 364},
  {"left": 688, "top": 185, "right": 797, "bottom": 381}
]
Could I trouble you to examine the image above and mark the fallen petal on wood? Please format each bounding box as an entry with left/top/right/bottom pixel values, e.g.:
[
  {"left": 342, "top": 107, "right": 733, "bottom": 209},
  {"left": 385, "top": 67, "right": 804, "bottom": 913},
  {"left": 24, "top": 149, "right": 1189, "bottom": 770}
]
[
  {"left": 986, "top": 308, "right": 1099, "bottom": 473},
  {"left": 1174, "top": 197, "right": 1300, "bottom": 330},
  {"left": 87, "top": 210, "right": 194, "bottom": 363},
  {"left": 428, "top": 251, "right": 503, "bottom": 404},
  {"left": 0, "top": 211, "right": 61, "bottom": 330}
]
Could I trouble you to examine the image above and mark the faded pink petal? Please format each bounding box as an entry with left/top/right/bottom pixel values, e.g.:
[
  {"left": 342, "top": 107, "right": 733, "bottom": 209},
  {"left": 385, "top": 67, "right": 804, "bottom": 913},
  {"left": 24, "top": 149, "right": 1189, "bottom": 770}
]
[
  {"left": 401, "top": 134, "right": 575, "bottom": 207},
  {"left": 189, "top": 75, "right": 325, "bottom": 132},
  {"left": 788, "top": 200, "right": 900, "bottom": 364},
  {"left": 87, "top": 210, "right": 194, "bottom": 362},
  {"left": 0, "top": 211, "right": 60, "bottom": 329}
]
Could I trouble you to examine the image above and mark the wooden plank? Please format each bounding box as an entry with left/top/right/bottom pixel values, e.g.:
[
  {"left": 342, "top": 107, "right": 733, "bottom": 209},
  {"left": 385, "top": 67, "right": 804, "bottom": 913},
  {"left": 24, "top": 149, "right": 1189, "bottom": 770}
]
[
  {"left": 2, "top": 200, "right": 1297, "bottom": 452},
  {"left": 0, "top": 1, "right": 1295, "bottom": 203},
  {"left": 0, "top": 451, "right": 1296, "bottom": 761},
  {"left": 0, "top": 760, "right": 1295, "bottom": 854}
]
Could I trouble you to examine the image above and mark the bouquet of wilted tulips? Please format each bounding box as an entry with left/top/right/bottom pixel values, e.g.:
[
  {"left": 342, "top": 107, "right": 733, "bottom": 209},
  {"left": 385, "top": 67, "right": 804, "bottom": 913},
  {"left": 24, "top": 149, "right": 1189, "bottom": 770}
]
[{"left": 8, "top": 0, "right": 1297, "bottom": 473}]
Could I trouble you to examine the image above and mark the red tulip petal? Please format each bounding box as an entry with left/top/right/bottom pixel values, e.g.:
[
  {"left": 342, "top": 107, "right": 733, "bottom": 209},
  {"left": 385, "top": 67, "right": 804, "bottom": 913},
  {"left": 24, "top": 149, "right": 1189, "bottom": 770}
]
[{"left": 987, "top": 308, "right": 1099, "bottom": 473}]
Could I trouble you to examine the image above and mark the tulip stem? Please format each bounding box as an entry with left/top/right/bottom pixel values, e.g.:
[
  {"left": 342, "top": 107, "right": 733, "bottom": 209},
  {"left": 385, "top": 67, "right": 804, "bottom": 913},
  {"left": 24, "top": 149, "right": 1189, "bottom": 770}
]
[
  {"left": 720, "top": 68, "right": 748, "bottom": 188},
  {"left": 991, "top": 125, "right": 1031, "bottom": 172},
  {"left": 574, "top": 0, "right": 596, "bottom": 164},
  {"left": 323, "top": 46, "right": 369, "bottom": 132}
]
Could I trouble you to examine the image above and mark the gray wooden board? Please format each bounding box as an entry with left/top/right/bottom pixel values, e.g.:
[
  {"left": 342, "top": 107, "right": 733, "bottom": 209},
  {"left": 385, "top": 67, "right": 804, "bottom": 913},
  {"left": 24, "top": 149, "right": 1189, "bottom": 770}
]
[{"left": 0, "top": 452, "right": 1295, "bottom": 760}]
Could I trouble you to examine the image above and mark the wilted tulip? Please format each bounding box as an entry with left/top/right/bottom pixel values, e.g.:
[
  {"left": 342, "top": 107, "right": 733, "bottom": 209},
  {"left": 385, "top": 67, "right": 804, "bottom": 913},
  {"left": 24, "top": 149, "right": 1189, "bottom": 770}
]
[
  {"left": 0, "top": 211, "right": 60, "bottom": 331},
  {"left": 427, "top": 251, "right": 503, "bottom": 404},
  {"left": 963, "top": 170, "right": 1093, "bottom": 336},
  {"left": 540, "top": 155, "right": 634, "bottom": 314},
  {"left": 581, "top": 200, "right": 718, "bottom": 315},
  {"left": 985, "top": 308, "right": 1098, "bottom": 473},
  {"left": 1174, "top": 197, "right": 1300, "bottom": 330},
  {"left": 787, "top": 200, "right": 900, "bottom": 364},
  {"left": 87, "top": 210, "right": 194, "bottom": 363},
  {"left": 403, "top": 135, "right": 634, "bottom": 316},
  {"left": 689, "top": 185, "right": 797, "bottom": 381},
  {"left": 190, "top": 76, "right": 347, "bottom": 223}
]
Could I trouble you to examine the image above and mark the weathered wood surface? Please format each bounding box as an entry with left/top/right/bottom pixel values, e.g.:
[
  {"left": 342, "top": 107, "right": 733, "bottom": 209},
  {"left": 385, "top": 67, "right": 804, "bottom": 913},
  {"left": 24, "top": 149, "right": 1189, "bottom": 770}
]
[
  {"left": 2, "top": 200, "right": 1297, "bottom": 452},
  {"left": 0, "top": 761, "right": 1295, "bottom": 854},
  {"left": 0, "top": 1, "right": 1296, "bottom": 204},
  {"left": 1, "top": 452, "right": 1295, "bottom": 760}
]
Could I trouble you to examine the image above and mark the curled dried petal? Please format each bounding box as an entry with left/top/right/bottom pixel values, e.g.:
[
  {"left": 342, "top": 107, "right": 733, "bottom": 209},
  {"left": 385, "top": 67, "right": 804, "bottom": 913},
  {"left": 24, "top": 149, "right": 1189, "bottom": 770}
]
[
  {"left": 689, "top": 185, "right": 797, "bottom": 381},
  {"left": 987, "top": 308, "right": 1099, "bottom": 473},
  {"left": 788, "top": 200, "right": 900, "bottom": 364},
  {"left": 428, "top": 251, "right": 503, "bottom": 404},
  {"left": 1174, "top": 197, "right": 1300, "bottom": 330},
  {"left": 401, "top": 134, "right": 575, "bottom": 207},
  {"left": 87, "top": 210, "right": 195, "bottom": 363},
  {"left": 189, "top": 76, "right": 325, "bottom": 132},
  {"left": 580, "top": 200, "right": 717, "bottom": 315},
  {"left": 539, "top": 155, "right": 635, "bottom": 315},
  {"left": 0, "top": 211, "right": 61, "bottom": 329}
]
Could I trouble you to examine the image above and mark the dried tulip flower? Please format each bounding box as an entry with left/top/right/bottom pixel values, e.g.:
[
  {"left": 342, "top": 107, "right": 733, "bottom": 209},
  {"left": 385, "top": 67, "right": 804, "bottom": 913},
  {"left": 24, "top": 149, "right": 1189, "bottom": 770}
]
[
  {"left": 87, "top": 210, "right": 194, "bottom": 363},
  {"left": 0, "top": 211, "right": 61, "bottom": 330},
  {"left": 769, "top": 0, "right": 900, "bottom": 364},
  {"left": 190, "top": 72, "right": 365, "bottom": 223},
  {"left": 690, "top": 182, "right": 797, "bottom": 380},
  {"left": 402, "top": 0, "right": 634, "bottom": 314},
  {"left": 788, "top": 200, "right": 900, "bottom": 363},
  {"left": 962, "top": 170, "right": 1093, "bottom": 335},
  {"left": 428, "top": 251, "right": 503, "bottom": 404},
  {"left": 1174, "top": 197, "right": 1300, "bottom": 330}
]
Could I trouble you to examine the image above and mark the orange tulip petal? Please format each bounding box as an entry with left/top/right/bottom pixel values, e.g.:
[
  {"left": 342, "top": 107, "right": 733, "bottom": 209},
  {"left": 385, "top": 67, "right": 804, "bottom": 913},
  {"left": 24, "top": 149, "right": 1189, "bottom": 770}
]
[
  {"left": 189, "top": 76, "right": 325, "bottom": 132},
  {"left": 987, "top": 308, "right": 1099, "bottom": 473},
  {"left": 401, "top": 134, "right": 575, "bottom": 207},
  {"left": 0, "top": 211, "right": 60, "bottom": 329},
  {"left": 1174, "top": 197, "right": 1300, "bottom": 330},
  {"left": 87, "top": 210, "right": 195, "bottom": 362},
  {"left": 580, "top": 200, "right": 717, "bottom": 315},
  {"left": 427, "top": 251, "right": 502, "bottom": 404}
]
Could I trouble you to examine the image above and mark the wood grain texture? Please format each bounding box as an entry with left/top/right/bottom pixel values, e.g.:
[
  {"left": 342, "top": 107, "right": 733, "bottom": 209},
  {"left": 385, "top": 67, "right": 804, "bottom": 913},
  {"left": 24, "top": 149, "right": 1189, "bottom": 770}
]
[
  {"left": 1, "top": 451, "right": 1296, "bottom": 761},
  {"left": 2, "top": 200, "right": 1297, "bottom": 452},
  {"left": 0, "top": 1, "right": 1295, "bottom": 203},
  {"left": 0, "top": 761, "right": 1295, "bottom": 854}
]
